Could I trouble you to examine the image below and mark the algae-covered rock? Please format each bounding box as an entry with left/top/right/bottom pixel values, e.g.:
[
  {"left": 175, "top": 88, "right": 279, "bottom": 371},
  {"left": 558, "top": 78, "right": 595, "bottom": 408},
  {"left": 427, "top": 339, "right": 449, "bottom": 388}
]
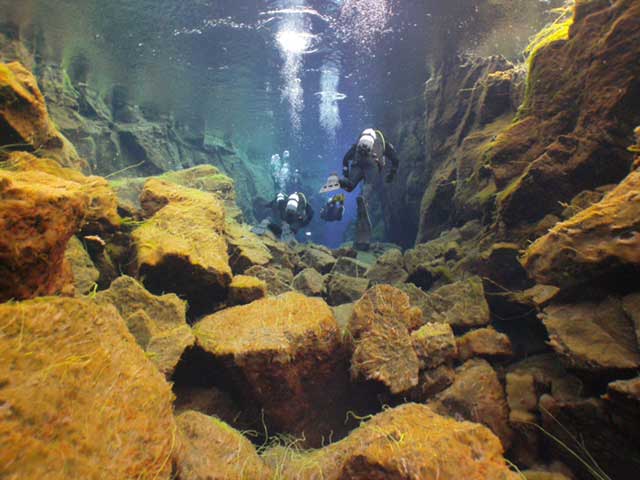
[
  {"left": 225, "top": 219, "right": 271, "bottom": 273},
  {"left": 95, "top": 275, "right": 193, "bottom": 376},
  {"left": 407, "top": 364, "right": 456, "bottom": 402},
  {"left": 325, "top": 273, "right": 369, "bottom": 306},
  {"left": 0, "top": 167, "right": 87, "bottom": 301},
  {"left": 174, "top": 411, "right": 272, "bottom": 480},
  {"left": 133, "top": 179, "right": 231, "bottom": 317},
  {"left": 523, "top": 170, "right": 640, "bottom": 288},
  {"left": 330, "top": 256, "right": 369, "bottom": 277},
  {"left": 622, "top": 292, "right": 640, "bottom": 351},
  {"left": 348, "top": 285, "right": 423, "bottom": 394},
  {"left": 457, "top": 327, "right": 513, "bottom": 361},
  {"left": 300, "top": 245, "right": 336, "bottom": 274},
  {"left": 541, "top": 299, "right": 640, "bottom": 373},
  {"left": 193, "top": 292, "right": 346, "bottom": 445},
  {"left": 411, "top": 322, "right": 457, "bottom": 369},
  {"left": 292, "top": 267, "right": 326, "bottom": 297},
  {"left": 506, "top": 372, "right": 538, "bottom": 424},
  {"left": 0, "top": 61, "right": 86, "bottom": 170},
  {"left": 0, "top": 297, "right": 176, "bottom": 480},
  {"left": 265, "top": 403, "right": 520, "bottom": 480},
  {"left": 65, "top": 236, "right": 100, "bottom": 295},
  {"left": 419, "top": 276, "right": 491, "bottom": 328},
  {"left": 6, "top": 152, "right": 120, "bottom": 233},
  {"left": 365, "top": 248, "right": 409, "bottom": 285},
  {"left": 431, "top": 359, "right": 513, "bottom": 448},
  {"left": 228, "top": 274, "right": 266, "bottom": 305},
  {"left": 244, "top": 265, "right": 293, "bottom": 296}
]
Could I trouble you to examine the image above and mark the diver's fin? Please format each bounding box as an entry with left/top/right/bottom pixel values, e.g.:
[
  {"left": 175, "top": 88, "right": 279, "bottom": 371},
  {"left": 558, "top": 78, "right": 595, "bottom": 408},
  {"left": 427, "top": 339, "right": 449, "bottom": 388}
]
[{"left": 319, "top": 173, "right": 341, "bottom": 193}]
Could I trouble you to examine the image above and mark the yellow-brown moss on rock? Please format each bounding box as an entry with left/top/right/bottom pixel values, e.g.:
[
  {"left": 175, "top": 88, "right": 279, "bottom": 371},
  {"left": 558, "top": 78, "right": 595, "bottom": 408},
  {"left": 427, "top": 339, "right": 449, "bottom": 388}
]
[
  {"left": 265, "top": 403, "right": 520, "bottom": 480},
  {"left": 348, "top": 285, "right": 423, "bottom": 394},
  {"left": 0, "top": 168, "right": 88, "bottom": 301},
  {"left": 133, "top": 178, "right": 231, "bottom": 317},
  {"left": 95, "top": 275, "right": 194, "bottom": 376},
  {"left": 6, "top": 151, "right": 120, "bottom": 232},
  {"left": 522, "top": 170, "right": 640, "bottom": 288},
  {"left": 193, "top": 292, "right": 347, "bottom": 445},
  {"left": 0, "top": 297, "right": 176, "bottom": 480},
  {"left": 64, "top": 236, "right": 100, "bottom": 295},
  {"left": 174, "top": 410, "right": 273, "bottom": 480},
  {"left": 0, "top": 61, "right": 86, "bottom": 171},
  {"left": 228, "top": 274, "right": 267, "bottom": 305}
]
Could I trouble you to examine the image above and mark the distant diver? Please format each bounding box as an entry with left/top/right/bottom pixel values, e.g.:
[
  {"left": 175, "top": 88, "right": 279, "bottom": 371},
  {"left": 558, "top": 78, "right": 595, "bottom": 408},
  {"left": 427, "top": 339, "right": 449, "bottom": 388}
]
[
  {"left": 320, "top": 128, "right": 399, "bottom": 249},
  {"left": 252, "top": 191, "right": 314, "bottom": 243},
  {"left": 320, "top": 193, "right": 345, "bottom": 222}
]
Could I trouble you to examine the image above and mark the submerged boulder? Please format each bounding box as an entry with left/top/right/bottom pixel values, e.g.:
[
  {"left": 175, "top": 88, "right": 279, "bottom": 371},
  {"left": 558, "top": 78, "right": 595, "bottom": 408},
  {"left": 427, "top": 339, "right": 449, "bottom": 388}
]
[
  {"left": 457, "top": 327, "right": 513, "bottom": 361},
  {"left": 541, "top": 299, "right": 640, "bottom": 373},
  {"left": 431, "top": 359, "right": 513, "bottom": 449},
  {"left": 174, "top": 411, "right": 272, "bottom": 480},
  {"left": 0, "top": 297, "right": 176, "bottom": 479},
  {"left": 292, "top": 267, "right": 325, "bottom": 297},
  {"left": 133, "top": 179, "right": 231, "bottom": 317},
  {"left": 300, "top": 245, "right": 336, "bottom": 274},
  {"left": 244, "top": 265, "right": 293, "bottom": 296},
  {"left": 228, "top": 274, "right": 266, "bottom": 305},
  {"left": 0, "top": 167, "right": 87, "bottom": 301},
  {"left": 411, "top": 322, "right": 458, "bottom": 369},
  {"left": 348, "top": 285, "right": 423, "bottom": 394},
  {"left": 523, "top": 170, "right": 640, "bottom": 289},
  {"left": 95, "top": 275, "right": 194, "bottom": 376},
  {"left": 193, "top": 292, "right": 347, "bottom": 445},
  {"left": 330, "top": 256, "right": 369, "bottom": 277},
  {"left": 224, "top": 219, "right": 271, "bottom": 273},
  {"left": 365, "top": 248, "right": 409, "bottom": 285},
  {"left": 266, "top": 403, "right": 520, "bottom": 480},
  {"left": 325, "top": 273, "right": 370, "bottom": 306}
]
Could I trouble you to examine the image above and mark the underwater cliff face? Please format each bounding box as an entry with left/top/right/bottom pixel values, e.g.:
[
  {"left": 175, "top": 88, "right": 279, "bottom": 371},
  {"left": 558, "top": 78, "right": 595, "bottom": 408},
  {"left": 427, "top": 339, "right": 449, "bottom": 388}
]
[{"left": 1, "top": 1, "right": 640, "bottom": 479}]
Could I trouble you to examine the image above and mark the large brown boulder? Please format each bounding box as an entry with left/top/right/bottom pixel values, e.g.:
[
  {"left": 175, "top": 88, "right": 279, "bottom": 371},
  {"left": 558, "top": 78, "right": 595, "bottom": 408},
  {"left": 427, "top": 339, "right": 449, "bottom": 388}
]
[
  {"left": 193, "top": 292, "right": 347, "bottom": 446},
  {"left": 0, "top": 168, "right": 87, "bottom": 301},
  {"left": 292, "top": 267, "right": 326, "bottom": 297},
  {"left": 5, "top": 153, "right": 120, "bottom": 233},
  {"left": 244, "top": 264, "right": 293, "bottom": 296},
  {"left": 174, "top": 411, "right": 272, "bottom": 480},
  {"left": 0, "top": 61, "right": 86, "bottom": 170},
  {"left": 0, "top": 297, "right": 176, "bottom": 479},
  {"left": 541, "top": 299, "right": 640, "bottom": 373},
  {"left": 225, "top": 219, "right": 271, "bottom": 273},
  {"left": 348, "top": 285, "right": 423, "bottom": 394},
  {"left": 431, "top": 359, "right": 513, "bottom": 449},
  {"left": 266, "top": 403, "right": 520, "bottom": 480},
  {"left": 133, "top": 179, "right": 231, "bottom": 317},
  {"left": 522, "top": 170, "right": 640, "bottom": 288},
  {"left": 95, "top": 275, "right": 194, "bottom": 376}
]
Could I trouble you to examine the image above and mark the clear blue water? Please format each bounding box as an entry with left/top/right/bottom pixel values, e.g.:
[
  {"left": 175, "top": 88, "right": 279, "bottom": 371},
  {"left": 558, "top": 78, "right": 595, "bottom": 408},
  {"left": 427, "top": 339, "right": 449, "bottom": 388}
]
[{"left": 0, "top": 0, "right": 556, "bottom": 246}]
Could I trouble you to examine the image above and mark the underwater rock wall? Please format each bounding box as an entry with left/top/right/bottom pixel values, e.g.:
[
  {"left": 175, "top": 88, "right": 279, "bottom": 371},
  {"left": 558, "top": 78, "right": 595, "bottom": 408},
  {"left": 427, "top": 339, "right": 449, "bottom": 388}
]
[{"left": 0, "top": 32, "right": 273, "bottom": 222}]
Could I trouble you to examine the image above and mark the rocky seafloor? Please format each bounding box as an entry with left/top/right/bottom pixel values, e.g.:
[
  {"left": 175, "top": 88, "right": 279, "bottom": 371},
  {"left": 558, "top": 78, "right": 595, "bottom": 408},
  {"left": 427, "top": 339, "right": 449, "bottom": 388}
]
[{"left": 2, "top": 1, "right": 640, "bottom": 479}]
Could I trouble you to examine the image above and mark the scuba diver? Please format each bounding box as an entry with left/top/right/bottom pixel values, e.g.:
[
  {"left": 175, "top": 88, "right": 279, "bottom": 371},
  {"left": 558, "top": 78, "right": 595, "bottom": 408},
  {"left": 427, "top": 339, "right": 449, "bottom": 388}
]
[
  {"left": 252, "top": 191, "right": 314, "bottom": 242},
  {"left": 339, "top": 128, "right": 399, "bottom": 192},
  {"left": 320, "top": 193, "right": 345, "bottom": 222},
  {"left": 319, "top": 128, "right": 399, "bottom": 249}
]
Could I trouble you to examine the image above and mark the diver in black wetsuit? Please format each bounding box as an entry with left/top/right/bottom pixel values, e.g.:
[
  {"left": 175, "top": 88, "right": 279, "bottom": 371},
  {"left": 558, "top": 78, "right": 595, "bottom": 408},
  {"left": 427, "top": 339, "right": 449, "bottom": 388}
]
[
  {"left": 338, "top": 128, "right": 399, "bottom": 249},
  {"left": 252, "top": 191, "right": 314, "bottom": 242},
  {"left": 320, "top": 194, "right": 346, "bottom": 222}
]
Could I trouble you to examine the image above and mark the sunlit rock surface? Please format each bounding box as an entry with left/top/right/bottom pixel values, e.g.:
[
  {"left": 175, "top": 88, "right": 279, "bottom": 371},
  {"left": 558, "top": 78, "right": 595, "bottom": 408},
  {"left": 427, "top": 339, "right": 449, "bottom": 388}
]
[
  {"left": 133, "top": 179, "right": 231, "bottom": 317},
  {"left": 0, "top": 297, "right": 176, "bottom": 480},
  {"left": 174, "top": 411, "right": 273, "bottom": 480},
  {"left": 193, "top": 292, "right": 347, "bottom": 446},
  {"left": 264, "top": 403, "right": 520, "bottom": 480}
]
